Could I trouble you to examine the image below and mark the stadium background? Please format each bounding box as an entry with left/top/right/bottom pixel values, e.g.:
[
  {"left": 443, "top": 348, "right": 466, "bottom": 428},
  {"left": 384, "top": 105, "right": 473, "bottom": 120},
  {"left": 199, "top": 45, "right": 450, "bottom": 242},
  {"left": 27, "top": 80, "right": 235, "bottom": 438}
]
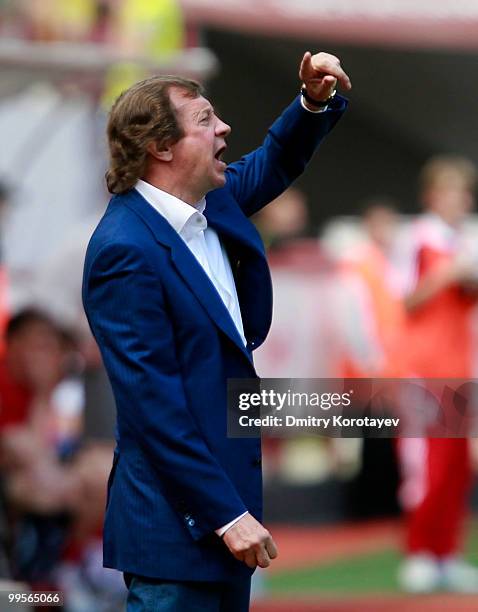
[{"left": 1, "top": 1, "right": 478, "bottom": 610}]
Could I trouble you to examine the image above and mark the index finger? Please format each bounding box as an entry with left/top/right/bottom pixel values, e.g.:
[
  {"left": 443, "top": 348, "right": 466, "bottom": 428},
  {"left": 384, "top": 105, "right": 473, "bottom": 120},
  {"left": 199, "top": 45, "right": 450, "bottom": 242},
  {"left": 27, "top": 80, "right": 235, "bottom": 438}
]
[{"left": 311, "top": 57, "right": 352, "bottom": 90}]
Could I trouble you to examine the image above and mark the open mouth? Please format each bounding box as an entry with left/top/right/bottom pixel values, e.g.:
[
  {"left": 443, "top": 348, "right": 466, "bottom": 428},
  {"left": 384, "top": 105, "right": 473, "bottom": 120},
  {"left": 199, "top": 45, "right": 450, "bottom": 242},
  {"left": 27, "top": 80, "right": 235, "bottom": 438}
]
[{"left": 214, "top": 145, "right": 227, "bottom": 161}]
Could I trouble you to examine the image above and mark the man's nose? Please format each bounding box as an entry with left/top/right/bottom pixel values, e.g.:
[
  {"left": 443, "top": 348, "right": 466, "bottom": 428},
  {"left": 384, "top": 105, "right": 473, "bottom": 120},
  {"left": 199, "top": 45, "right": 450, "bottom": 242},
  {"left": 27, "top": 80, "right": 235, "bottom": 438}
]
[{"left": 216, "top": 119, "right": 231, "bottom": 137}]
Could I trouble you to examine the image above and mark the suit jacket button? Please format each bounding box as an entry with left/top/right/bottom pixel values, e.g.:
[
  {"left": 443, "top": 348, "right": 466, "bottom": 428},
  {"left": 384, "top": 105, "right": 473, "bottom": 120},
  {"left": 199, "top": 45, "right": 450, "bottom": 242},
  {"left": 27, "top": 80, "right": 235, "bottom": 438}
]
[
  {"left": 188, "top": 518, "right": 195, "bottom": 527},
  {"left": 184, "top": 514, "right": 191, "bottom": 520},
  {"left": 253, "top": 457, "right": 262, "bottom": 467}
]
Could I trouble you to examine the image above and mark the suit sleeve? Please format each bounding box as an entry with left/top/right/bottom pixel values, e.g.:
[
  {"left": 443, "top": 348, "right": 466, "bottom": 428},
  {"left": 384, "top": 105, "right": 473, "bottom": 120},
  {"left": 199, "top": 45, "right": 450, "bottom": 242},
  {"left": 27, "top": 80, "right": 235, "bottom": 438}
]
[
  {"left": 224, "top": 94, "right": 348, "bottom": 217},
  {"left": 83, "top": 242, "right": 247, "bottom": 540}
]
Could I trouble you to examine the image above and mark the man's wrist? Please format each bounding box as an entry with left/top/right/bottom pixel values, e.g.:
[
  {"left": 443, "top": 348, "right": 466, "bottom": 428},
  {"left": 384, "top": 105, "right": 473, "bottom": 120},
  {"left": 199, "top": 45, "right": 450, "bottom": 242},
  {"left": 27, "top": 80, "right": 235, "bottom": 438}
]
[
  {"left": 300, "top": 95, "right": 328, "bottom": 114},
  {"left": 215, "top": 511, "right": 249, "bottom": 537},
  {"left": 300, "top": 85, "right": 336, "bottom": 113},
  {"left": 301, "top": 85, "right": 336, "bottom": 106}
]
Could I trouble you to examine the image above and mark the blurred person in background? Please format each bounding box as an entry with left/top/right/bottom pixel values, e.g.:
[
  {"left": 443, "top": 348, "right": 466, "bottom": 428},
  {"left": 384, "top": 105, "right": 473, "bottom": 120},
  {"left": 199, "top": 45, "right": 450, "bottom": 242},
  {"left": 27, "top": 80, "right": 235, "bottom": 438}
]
[
  {"left": 0, "top": 308, "right": 79, "bottom": 586},
  {"left": 254, "top": 187, "right": 309, "bottom": 251},
  {"left": 335, "top": 199, "right": 404, "bottom": 519},
  {"left": 337, "top": 198, "right": 405, "bottom": 379},
  {"left": 83, "top": 52, "right": 350, "bottom": 611},
  {"left": 0, "top": 308, "right": 126, "bottom": 610},
  {"left": 397, "top": 155, "right": 478, "bottom": 593}
]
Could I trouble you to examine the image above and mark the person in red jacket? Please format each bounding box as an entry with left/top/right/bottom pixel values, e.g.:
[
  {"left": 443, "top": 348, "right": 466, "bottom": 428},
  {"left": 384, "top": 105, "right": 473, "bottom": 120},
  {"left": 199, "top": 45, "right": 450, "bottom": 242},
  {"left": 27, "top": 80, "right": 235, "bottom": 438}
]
[{"left": 397, "top": 155, "right": 478, "bottom": 593}]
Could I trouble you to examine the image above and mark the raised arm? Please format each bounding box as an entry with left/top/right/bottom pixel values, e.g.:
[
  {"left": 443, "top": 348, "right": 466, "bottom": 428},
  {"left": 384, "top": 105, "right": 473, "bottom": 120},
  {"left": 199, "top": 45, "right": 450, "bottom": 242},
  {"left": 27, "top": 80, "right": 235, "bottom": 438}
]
[{"left": 224, "top": 51, "right": 351, "bottom": 217}]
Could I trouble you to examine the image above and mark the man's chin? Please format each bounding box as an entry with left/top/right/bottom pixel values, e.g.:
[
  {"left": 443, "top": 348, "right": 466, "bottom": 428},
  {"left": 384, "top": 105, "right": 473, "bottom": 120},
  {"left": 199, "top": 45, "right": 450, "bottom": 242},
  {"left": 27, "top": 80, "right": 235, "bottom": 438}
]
[
  {"left": 204, "top": 170, "right": 227, "bottom": 194},
  {"left": 213, "top": 172, "right": 227, "bottom": 189}
]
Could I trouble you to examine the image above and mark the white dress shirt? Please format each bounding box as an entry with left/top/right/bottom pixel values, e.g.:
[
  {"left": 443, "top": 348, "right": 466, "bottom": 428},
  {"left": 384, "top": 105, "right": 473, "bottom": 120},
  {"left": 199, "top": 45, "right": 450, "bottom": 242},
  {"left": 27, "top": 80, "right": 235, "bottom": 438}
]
[
  {"left": 135, "top": 179, "right": 248, "bottom": 536},
  {"left": 135, "top": 179, "right": 246, "bottom": 347}
]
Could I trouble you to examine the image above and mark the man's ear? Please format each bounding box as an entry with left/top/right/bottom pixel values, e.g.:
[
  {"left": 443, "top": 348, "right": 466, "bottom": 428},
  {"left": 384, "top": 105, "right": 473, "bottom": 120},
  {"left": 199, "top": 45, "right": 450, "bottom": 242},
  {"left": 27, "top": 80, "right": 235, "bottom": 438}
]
[{"left": 147, "top": 141, "right": 173, "bottom": 162}]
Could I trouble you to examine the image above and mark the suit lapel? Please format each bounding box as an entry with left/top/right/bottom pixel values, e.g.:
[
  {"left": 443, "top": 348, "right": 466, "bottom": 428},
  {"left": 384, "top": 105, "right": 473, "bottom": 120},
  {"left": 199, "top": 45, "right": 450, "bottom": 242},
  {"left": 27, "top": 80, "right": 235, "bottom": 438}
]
[
  {"left": 204, "top": 196, "right": 265, "bottom": 257},
  {"left": 205, "top": 193, "right": 273, "bottom": 349},
  {"left": 121, "top": 190, "right": 253, "bottom": 364}
]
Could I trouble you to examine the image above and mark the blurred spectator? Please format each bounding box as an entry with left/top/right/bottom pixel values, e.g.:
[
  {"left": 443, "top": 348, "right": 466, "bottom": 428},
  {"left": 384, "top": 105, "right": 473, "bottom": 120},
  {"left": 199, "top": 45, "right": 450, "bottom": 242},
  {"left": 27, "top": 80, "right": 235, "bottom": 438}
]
[
  {"left": 0, "top": 308, "right": 71, "bottom": 435},
  {"left": 255, "top": 187, "right": 309, "bottom": 251},
  {"left": 0, "top": 309, "right": 81, "bottom": 581},
  {"left": 334, "top": 199, "right": 404, "bottom": 519},
  {"left": 396, "top": 155, "right": 478, "bottom": 593},
  {"left": 0, "top": 308, "right": 125, "bottom": 609},
  {"left": 336, "top": 198, "right": 405, "bottom": 378}
]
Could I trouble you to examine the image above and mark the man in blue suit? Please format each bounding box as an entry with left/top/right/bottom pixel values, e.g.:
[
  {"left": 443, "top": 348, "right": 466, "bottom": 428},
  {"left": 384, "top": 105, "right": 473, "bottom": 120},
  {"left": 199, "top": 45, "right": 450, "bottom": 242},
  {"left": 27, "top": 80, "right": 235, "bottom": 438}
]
[{"left": 82, "top": 51, "right": 350, "bottom": 611}]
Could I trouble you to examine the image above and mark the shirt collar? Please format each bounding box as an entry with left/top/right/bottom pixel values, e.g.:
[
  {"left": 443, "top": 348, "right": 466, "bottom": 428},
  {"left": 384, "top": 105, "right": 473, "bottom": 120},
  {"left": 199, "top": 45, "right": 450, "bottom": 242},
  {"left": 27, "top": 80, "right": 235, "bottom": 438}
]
[{"left": 135, "top": 179, "right": 206, "bottom": 237}]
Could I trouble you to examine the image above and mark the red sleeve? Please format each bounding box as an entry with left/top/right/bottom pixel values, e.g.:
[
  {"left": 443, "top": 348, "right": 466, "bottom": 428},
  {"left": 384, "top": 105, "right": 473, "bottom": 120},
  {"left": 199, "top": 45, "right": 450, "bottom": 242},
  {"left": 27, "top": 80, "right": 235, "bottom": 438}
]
[
  {"left": 417, "top": 245, "right": 449, "bottom": 280},
  {"left": 0, "top": 366, "right": 31, "bottom": 431}
]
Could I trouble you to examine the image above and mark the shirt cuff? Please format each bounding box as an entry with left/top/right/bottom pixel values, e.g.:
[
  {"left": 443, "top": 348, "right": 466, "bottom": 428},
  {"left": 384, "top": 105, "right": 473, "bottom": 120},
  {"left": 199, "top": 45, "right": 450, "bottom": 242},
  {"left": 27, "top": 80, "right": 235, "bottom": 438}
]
[
  {"left": 215, "top": 511, "right": 249, "bottom": 537},
  {"left": 300, "top": 94, "right": 328, "bottom": 114}
]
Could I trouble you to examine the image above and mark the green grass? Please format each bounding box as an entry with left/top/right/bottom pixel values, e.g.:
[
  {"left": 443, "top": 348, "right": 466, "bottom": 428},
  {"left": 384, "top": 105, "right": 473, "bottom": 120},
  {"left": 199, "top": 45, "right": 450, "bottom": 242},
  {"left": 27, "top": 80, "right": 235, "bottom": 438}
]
[
  {"left": 267, "top": 519, "right": 478, "bottom": 595},
  {"left": 268, "top": 548, "right": 402, "bottom": 595}
]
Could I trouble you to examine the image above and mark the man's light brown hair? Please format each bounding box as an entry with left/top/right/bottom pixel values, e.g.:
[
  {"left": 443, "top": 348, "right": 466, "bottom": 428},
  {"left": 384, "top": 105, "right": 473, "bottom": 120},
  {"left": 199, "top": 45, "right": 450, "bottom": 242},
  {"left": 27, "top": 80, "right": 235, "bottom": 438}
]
[{"left": 105, "top": 75, "right": 203, "bottom": 195}]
